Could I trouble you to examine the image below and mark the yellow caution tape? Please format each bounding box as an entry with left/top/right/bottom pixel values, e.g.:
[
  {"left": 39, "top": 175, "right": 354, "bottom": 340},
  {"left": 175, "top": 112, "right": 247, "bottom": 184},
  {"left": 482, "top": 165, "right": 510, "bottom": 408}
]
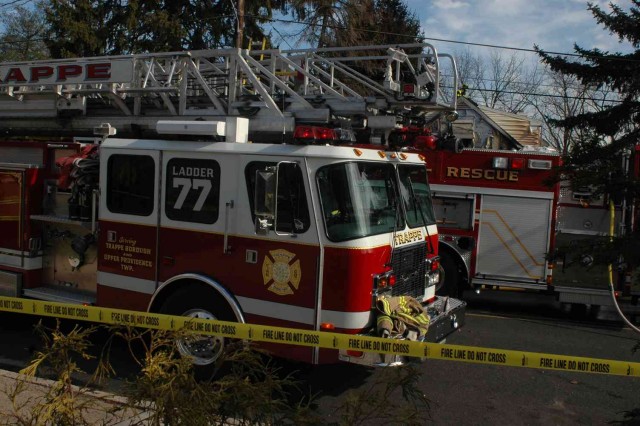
[{"left": 0, "top": 296, "right": 638, "bottom": 377}]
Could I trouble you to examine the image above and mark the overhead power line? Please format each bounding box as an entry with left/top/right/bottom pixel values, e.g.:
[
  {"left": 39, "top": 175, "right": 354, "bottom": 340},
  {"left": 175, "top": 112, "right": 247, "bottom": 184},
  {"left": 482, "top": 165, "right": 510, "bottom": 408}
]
[
  {"left": 0, "top": 0, "right": 33, "bottom": 10},
  {"left": 0, "top": 37, "right": 46, "bottom": 45},
  {"left": 443, "top": 74, "right": 621, "bottom": 97},
  {"left": 250, "top": 14, "right": 640, "bottom": 64},
  {"left": 454, "top": 86, "right": 625, "bottom": 104},
  {"left": 0, "top": 7, "right": 638, "bottom": 67}
]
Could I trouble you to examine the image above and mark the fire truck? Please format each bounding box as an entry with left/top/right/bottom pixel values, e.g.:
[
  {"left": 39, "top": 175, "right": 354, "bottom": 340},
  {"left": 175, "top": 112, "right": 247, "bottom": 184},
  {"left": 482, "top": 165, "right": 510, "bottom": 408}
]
[
  {"left": 0, "top": 44, "right": 465, "bottom": 373},
  {"left": 417, "top": 144, "right": 635, "bottom": 311}
]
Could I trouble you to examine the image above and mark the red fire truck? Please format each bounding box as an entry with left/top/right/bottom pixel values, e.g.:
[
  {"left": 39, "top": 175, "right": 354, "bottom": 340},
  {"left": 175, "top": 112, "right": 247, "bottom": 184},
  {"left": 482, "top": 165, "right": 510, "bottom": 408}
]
[
  {"left": 422, "top": 144, "right": 634, "bottom": 310},
  {"left": 0, "top": 44, "right": 465, "bottom": 373}
]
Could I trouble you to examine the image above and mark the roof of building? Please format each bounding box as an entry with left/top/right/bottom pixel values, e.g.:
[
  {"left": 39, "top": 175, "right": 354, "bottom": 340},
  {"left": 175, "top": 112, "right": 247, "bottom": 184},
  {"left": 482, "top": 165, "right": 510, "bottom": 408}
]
[
  {"left": 457, "top": 98, "right": 543, "bottom": 149},
  {"left": 477, "top": 104, "right": 542, "bottom": 147}
]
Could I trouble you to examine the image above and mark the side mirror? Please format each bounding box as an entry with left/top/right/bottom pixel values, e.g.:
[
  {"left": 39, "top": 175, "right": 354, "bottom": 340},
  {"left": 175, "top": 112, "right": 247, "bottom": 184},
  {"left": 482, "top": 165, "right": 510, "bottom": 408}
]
[{"left": 254, "top": 162, "right": 303, "bottom": 236}]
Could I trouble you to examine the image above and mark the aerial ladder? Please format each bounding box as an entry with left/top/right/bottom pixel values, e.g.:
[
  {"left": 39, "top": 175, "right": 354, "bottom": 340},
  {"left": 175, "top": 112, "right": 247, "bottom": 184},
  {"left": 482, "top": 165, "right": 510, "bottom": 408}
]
[{"left": 0, "top": 43, "right": 458, "bottom": 140}]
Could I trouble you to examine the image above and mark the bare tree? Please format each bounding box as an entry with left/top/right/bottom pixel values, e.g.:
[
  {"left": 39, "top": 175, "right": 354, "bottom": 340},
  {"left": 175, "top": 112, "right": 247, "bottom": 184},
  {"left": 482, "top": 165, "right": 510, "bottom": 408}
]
[
  {"left": 453, "top": 48, "right": 482, "bottom": 102},
  {"left": 480, "top": 50, "right": 543, "bottom": 113},
  {"left": 454, "top": 48, "right": 621, "bottom": 154},
  {"left": 455, "top": 49, "right": 543, "bottom": 114},
  {"left": 526, "top": 68, "right": 620, "bottom": 155},
  {"left": 530, "top": 71, "right": 588, "bottom": 155}
]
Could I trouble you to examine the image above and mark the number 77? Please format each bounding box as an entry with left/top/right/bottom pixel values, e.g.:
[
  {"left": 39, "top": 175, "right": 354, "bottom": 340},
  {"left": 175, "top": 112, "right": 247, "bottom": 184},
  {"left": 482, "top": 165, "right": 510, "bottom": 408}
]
[{"left": 173, "top": 178, "right": 212, "bottom": 211}]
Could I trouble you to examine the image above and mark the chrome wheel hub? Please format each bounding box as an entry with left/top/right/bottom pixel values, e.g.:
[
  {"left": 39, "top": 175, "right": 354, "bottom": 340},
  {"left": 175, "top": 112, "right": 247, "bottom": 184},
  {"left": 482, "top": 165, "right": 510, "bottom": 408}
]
[{"left": 176, "top": 308, "right": 224, "bottom": 366}]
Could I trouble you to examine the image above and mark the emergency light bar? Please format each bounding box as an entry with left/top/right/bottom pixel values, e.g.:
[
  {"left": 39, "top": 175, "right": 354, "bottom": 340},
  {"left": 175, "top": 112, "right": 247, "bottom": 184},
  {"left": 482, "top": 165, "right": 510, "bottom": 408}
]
[
  {"left": 493, "top": 156, "right": 553, "bottom": 171},
  {"left": 293, "top": 126, "right": 356, "bottom": 145},
  {"left": 492, "top": 157, "right": 525, "bottom": 170},
  {"left": 294, "top": 126, "right": 336, "bottom": 144}
]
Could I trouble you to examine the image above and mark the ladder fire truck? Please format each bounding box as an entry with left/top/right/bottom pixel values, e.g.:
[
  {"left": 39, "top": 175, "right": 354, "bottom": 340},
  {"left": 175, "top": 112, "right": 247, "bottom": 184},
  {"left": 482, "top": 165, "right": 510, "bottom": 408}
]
[
  {"left": 0, "top": 43, "right": 466, "bottom": 373},
  {"left": 415, "top": 143, "right": 636, "bottom": 310}
]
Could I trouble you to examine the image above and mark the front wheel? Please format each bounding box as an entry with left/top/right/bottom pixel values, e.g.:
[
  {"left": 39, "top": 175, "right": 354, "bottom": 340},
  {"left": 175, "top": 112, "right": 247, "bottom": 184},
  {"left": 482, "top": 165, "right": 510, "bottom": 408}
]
[
  {"left": 437, "top": 252, "right": 461, "bottom": 298},
  {"left": 159, "top": 285, "right": 237, "bottom": 379},
  {"left": 175, "top": 307, "right": 224, "bottom": 367}
]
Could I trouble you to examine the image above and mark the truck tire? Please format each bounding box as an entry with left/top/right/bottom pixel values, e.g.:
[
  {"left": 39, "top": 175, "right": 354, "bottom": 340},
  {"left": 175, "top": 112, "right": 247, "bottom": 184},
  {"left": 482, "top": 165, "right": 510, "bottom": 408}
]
[
  {"left": 569, "top": 303, "right": 588, "bottom": 318},
  {"left": 159, "top": 284, "right": 237, "bottom": 380},
  {"left": 437, "top": 252, "right": 460, "bottom": 298}
]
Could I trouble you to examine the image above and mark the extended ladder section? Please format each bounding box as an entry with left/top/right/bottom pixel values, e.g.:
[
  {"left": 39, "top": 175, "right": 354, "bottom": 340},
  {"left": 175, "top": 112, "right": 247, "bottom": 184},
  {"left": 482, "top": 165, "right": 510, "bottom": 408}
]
[{"left": 0, "top": 43, "right": 458, "bottom": 139}]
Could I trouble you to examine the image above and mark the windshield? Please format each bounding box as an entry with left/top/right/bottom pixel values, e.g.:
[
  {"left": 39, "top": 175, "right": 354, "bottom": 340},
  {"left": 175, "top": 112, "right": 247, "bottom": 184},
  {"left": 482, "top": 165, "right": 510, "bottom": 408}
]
[
  {"left": 317, "top": 162, "right": 403, "bottom": 241},
  {"left": 398, "top": 164, "right": 436, "bottom": 228}
]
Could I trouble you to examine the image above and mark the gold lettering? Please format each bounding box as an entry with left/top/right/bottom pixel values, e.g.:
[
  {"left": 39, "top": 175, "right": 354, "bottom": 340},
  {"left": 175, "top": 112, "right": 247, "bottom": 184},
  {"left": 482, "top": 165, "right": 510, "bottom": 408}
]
[{"left": 445, "top": 167, "right": 521, "bottom": 183}]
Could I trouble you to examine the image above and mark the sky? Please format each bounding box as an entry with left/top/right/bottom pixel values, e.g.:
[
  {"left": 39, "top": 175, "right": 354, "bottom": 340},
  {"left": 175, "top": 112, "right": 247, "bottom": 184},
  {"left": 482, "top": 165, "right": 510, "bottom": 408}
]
[{"left": 409, "top": 0, "right": 635, "bottom": 58}]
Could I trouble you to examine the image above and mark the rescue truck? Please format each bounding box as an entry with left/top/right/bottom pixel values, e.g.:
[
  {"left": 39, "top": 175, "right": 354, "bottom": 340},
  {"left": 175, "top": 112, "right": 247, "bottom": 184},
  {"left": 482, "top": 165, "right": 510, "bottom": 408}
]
[
  {"left": 0, "top": 43, "right": 465, "bottom": 373},
  {"left": 389, "top": 129, "right": 637, "bottom": 311}
]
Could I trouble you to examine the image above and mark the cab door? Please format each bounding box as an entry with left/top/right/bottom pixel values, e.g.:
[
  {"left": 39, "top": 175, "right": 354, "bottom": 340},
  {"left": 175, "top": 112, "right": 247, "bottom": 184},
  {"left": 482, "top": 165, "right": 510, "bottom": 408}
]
[
  {"left": 97, "top": 147, "right": 160, "bottom": 309},
  {"left": 236, "top": 156, "right": 321, "bottom": 363},
  {"left": 156, "top": 151, "right": 321, "bottom": 363},
  {"left": 157, "top": 153, "right": 321, "bottom": 318},
  {"left": 157, "top": 151, "right": 231, "bottom": 283}
]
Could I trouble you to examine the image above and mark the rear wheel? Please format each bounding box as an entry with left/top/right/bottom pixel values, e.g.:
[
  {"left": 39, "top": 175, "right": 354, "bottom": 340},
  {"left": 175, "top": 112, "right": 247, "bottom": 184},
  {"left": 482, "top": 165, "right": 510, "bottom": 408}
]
[
  {"left": 437, "top": 252, "right": 461, "bottom": 298},
  {"left": 159, "top": 284, "right": 237, "bottom": 380},
  {"left": 569, "top": 303, "right": 588, "bottom": 318}
]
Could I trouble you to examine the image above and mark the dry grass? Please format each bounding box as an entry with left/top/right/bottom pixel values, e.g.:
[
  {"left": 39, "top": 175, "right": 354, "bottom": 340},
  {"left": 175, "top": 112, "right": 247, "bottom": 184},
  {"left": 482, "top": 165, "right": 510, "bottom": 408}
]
[{"left": 0, "top": 321, "right": 433, "bottom": 425}]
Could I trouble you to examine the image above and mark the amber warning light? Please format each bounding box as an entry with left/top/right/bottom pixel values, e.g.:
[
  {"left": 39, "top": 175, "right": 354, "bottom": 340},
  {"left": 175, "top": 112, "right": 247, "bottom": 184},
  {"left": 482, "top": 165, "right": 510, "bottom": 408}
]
[{"left": 375, "top": 268, "right": 396, "bottom": 290}]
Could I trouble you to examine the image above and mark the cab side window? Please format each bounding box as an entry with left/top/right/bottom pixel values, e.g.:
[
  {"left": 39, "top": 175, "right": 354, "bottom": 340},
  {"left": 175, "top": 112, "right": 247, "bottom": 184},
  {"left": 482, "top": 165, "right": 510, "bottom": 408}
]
[
  {"left": 245, "top": 161, "right": 310, "bottom": 233},
  {"left": 107, "top": 154, "right": 155, "bottom": 216}
]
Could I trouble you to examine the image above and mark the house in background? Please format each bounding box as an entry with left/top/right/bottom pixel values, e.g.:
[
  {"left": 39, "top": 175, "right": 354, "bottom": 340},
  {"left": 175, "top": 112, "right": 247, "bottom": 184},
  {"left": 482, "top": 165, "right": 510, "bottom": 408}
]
[{"left": 451, "top": 97, "right": 546, "bottom": 150}]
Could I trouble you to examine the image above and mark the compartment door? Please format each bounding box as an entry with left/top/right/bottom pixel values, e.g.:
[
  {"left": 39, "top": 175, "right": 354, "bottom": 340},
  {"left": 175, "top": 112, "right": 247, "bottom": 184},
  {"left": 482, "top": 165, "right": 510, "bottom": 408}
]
[
  {"left": 476, "top": 195, "right": 552, "bottom": 282},
  {"left": 0, "top": 169, "right": 24, "bottom": 252}
]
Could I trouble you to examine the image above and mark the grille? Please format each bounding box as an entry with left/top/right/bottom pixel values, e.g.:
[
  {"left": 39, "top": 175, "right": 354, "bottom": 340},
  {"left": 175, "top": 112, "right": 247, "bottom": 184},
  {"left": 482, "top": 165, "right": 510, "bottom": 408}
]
[{"left": 390, "top": 243, "right": 427, "bottom": 299}]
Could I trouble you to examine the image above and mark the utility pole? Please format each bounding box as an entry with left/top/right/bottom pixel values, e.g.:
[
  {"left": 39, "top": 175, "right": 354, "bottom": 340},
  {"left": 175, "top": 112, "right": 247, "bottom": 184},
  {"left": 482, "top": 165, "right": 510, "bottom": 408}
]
[{"left": 235, "top": 0, "right": 245, "bottom": 48}]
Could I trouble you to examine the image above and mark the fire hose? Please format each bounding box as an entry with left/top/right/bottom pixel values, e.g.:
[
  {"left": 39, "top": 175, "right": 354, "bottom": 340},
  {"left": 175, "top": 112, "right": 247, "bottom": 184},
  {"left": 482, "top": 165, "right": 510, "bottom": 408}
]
[{"left": 608, "top": 200, "right": 640, "bottom": 334}]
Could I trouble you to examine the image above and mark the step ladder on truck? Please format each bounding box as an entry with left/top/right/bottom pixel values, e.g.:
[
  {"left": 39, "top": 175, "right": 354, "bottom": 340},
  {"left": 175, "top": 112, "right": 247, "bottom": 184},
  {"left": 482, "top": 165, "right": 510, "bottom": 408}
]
[{"left": 0, "top": 43, "right": 465, "bottom": 372}]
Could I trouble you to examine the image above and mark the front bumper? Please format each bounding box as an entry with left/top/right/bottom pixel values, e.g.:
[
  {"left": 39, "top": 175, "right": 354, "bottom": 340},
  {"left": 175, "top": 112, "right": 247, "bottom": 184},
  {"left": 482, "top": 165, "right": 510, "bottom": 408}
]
[{"left": 338, "top": 295, "right": 466, "bottom": 367}]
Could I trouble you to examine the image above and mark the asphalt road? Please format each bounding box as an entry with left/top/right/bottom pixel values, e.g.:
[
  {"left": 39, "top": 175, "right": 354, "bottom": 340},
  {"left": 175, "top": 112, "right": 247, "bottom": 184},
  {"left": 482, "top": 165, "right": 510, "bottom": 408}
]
[
  {"left": 0, "top": 290, "right": 638, "bottom": 425},
  {"left": 298, "top": 291, "right": 640, "bottom": 425}
]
